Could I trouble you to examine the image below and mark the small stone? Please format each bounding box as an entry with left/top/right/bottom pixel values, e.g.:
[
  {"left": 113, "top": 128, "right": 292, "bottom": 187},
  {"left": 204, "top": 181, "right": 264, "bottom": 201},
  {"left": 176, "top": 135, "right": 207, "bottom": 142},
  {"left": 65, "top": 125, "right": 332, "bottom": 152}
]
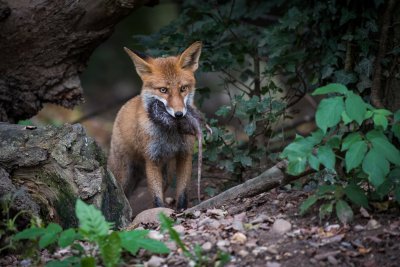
[
  {"left": 266, "top": 262, "right": 281, "bottom": 267},
  {"left": 206, "top": 208, "right": 226, "bottom": 219},
  {"left": 202, "top": 242, "right": 212, "bottom": 251},
  {"left": 209, "top": 219, "right": 221, "bottom": 229},
  {"left": 366, "top": 219, "right": 381, "bottom": 230},
  {"left": 266, "top": 245, "right": 278, "bottom": 254},
  {"left": 193, "top": 210, "right": 201, "bottom": 218},
  {"left": 238, "top": 249, "right": 249, "bottom": 257},
  {"left": 217, "top": 240, "right": 229, "bottom": 250},
  {"left": 252, "top": 246, "right": 267, "bottom": 256},
  {"left": 173, "top": 225, "right": 185, "bottom": 234},
  {"left": 285, "top": 202, "right": 294, "bottom": 208},
  {"left": 147, "top": 256, "right": 165, "bottom": 267},
  {"left": 271, "top": 219, "right": 292, "bottom": 234},
  {"left": 231, "top": 232, "right": 247, "bottom": 244},
  {"left": 166, "top": 241, "right": 177, "bottom": 251},
  {"left": 354, "top": 224, "right": 365, "bottom": 232},
  {"left": 264, "top": 256, "right": 272, "bottom": 260},
  {"left": 148, "top": 230, "right": 163, "bottom": 240},
  {"left": 327, "top": 255, "right": 339, "bottom": 265},
  {"left": 250, "top": 214, "right": 269, "bottom": 224}
]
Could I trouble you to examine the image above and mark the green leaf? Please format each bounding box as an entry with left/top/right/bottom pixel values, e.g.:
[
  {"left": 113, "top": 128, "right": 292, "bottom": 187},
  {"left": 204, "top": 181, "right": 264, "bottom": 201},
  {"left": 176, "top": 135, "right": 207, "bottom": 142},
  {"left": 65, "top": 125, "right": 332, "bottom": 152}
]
[
  {"left": 317, "top": 145, "right": 336, "bottom": 171},
  {"left": 239, "top": 155, "right": 252, "bottom": 167},
  {"left": 376, "top": 179, "right": 393, "bottom": 199},
  {"left": 362, "top": 148, "right": 390, "bottom": 187},
  {"left": 244, "top": 122, "right": 256, "bottom": 136},
  {"left": 344, "top": 184, "right": 369, "bottom": 208},
  {"left": 136, "top": 238, "right": 170, "bottom": 254},
  {"left": 395, "top": 186, "right": 400, "bottom": 203},
  {"left": 13, "top": 227, "right": 45, "bottom": 240},
  {"left": 46, "top": 257, "right": 80, "bottom": 267},
  {"left": 308, "top": 154, "right": 320, "bottom": 171},
  {"left": 341, "top": 111, "right": 353, "bottom": 124},
  {"left": 39, "top": 223, "right": 63, "bottom": 249},
  {"left": 99, "top": 232, "right": 121, "bottom": 267},
  {"left": 364, "top": 110, "right": 373, "bottom": 119},
  {"left": 336, "top": 200, "right": 354, "bottom": 224},
  {"left": 119, "top": 230, "right": 149, "bottom": 255},
  {"left": 368, "top": 132, "right": 400, "bottom": 165},
  {"left": 76, "top": 199, "right": 110, "bottom": 240},
  {"left": 392, "top": 123, "right": 400, "bottom": 141},
  {"left": 159, "top": 213, "right": 189, "bottom": 255},
  {"left": 326, "top": 135, "right": 341, "bottom": 149},
  {"left": 345, "top": 92, "right": 367, "bottom": 125},
  {"left": 312, "top": 83, "right": 349, "bottom": 95},
  {"left": 58, "top": 229, "right": 77, "bottom": 248},
  {"left": 299, "top": 195, "right": 318, "bottom": 215},
  {"left": 394, "top": 110, "right": 400, "bottom": 122},
  {"left": 281, "top": 136, "right": 314, "bottom": 159},
  {"left": 287, "top": 156, "right": 307, "bottom": 175},
  {"left": 315, "top": 97, "right": 345, "bottom": 133},
  {"left": 81, "top": 257, "right": 96, "bottom": 267},
  {"left": 373, "top": 109, "right": 392, "bottom": 116},
  {"left": 373, "top": 114, "right": 388, "bottom": 130},
  {"left": 345, "top": 141, "right": 368, "bottom": 172},
  {"left": 341, "top": 132, "right": 362, "bottom": 151},
  {"left": 319, "top": 202, "right": 333, "bottom": 220}
]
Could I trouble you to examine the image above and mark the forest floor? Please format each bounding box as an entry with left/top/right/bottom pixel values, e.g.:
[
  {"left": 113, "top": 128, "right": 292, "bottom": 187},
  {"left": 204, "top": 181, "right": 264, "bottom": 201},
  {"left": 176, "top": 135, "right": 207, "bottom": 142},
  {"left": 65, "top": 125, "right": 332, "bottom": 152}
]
[{"left": 122, "top": 169, "right": 400, "bottom": 267}]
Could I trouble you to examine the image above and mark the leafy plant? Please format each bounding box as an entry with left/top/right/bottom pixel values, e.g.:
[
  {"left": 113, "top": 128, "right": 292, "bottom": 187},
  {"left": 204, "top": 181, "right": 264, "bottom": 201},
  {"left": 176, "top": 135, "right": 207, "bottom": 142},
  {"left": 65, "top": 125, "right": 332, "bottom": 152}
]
[
  {"left": 12, "top": 199, "right": 169, "bottom": 267},
  {"left": 281, "top": 83, "right": 400, "bottom": 223},
  {"left": 159, "top": 213, "right": 230, "bottom": 267},
  {"left": 134, "top": 0, "right": 392, "bottom": 179}
]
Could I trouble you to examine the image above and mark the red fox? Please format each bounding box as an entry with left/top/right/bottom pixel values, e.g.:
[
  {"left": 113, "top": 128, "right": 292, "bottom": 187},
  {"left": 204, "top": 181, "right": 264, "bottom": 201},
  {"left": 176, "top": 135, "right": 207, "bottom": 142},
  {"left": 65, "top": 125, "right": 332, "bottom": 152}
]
[{"left": 108, "top": 42, "right": 203, "bottom": 210}]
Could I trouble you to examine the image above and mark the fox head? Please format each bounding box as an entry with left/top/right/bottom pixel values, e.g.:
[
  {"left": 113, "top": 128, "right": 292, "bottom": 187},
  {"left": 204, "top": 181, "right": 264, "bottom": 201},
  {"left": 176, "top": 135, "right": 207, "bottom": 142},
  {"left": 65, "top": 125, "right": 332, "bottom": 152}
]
[{"left": 124, "top": 42, "right": 202, "bottom": 118}]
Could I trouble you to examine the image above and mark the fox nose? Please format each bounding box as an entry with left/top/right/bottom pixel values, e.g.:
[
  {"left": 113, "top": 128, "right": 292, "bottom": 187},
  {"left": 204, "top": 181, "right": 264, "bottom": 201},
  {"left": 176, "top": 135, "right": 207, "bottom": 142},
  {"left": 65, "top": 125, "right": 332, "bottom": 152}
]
[{"left": 175, "top": 111, "right": 184, "bottom": 118}]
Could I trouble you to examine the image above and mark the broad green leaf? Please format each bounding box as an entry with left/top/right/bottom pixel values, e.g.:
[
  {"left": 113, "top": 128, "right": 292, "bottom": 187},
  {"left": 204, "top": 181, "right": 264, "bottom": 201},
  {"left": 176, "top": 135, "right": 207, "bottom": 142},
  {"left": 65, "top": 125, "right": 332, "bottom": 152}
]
[
  {"left": 39, "top": 223, "right": 62, "bottom": 249},
  {"left": 373, "top": 109, "right": 392, "bottom": 116},
  {"left": 316, "top": 185, "right": 337, "bottom": 195},
  {"left": 308, "top": 154, "right": 320, "bottom": 171},
  {"left": 281, "top": 136, "right": 314, "bottom": 159},
  {"left": 244, "top": 122, "right": 256, "bottom": 136},
  {"left": 376, "top": 180, "right": 393, "bottom": 199},
  {"left": 46, "top": 257, "right": 80, "bottom": 267},
  {"left": 99, "top": 232, "right": 121, "bottom": 267},
  {"left": 392, "top": 124, "right": 400, "bottom": 141},
  {"left": 81, "top": 257, "right": 96, "bottom": 267},
  {"left": 319, "top": 202, "right": 333, "bottom": 220},
  {"left": 240, "top": 155, "right": 252, "bottom": 167},
  {"left": 373, "top": 114, "right": 388, "bottom": 130},
  {"left": 336, "top": 200, "right": 354, "bottom": 224},
  {"left": 362, "top": 148, "right": 390, "bottom": 187},
  {"left": 345, "top": 141, "right": 368, "bottom": 172},
  {"left": 287, "top": 156, "right": 307, "bottom": 175},
  {"left": 299, "top": 195, "right": 318, "bottom": 215},
  {"left": 341, "top": 111, "right": 353, "bottom": 125},
  {"left": 119, "top": 230, "right": 150, "bottom": 255},
  {"left": 76, "top": 199, "right": 110, "bottom": 239},
  {"left": 315, "top": 97, "right": 344, "bottom": 133},
  {"left": 312, "top": 83, "right": 349, "bottom": 95},
  {"left": 13, "top": 227, "right": 45, "bottom": 240},
  {"left": 341, "top": 132, "right": 362, "bottom": 151},
  {"left": 136, "top": 238, "right": 170, "bottom": 254},
  {"left": 306, "top": 129, "right": 324, "bottom": 145},
  {"left": 344, "top": 184, "right": 369, "bottom": 208},
  {"left": 345, "top": 92, "right": 367, "bottom": 125},
  {"left": 317, "top": 145, "right": 336, "bottom": 171},
  {"left": 369, "top": 133, "right": 400, "bottom": 165},
  {"left": 364, "top": 110, "right": 373, "bottom": 119},
  {"left": 394, "top": 110, "right": 400, "bottom": 122},
  {"left": 58, "top": 229, "right": 77, "bottom": 248},
  {"left": 395, "top": 186, "right": 400, "bottom": 203}
]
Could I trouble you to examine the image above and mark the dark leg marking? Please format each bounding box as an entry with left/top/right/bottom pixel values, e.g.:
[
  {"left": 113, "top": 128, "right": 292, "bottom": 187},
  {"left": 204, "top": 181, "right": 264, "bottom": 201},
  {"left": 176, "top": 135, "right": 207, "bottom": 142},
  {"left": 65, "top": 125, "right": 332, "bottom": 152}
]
[
  {"left": 154, "top": 196, "right": 165, "bottom": 208},
  {"left": 177, "top": 191, "right": 188, "bottom": 211}
]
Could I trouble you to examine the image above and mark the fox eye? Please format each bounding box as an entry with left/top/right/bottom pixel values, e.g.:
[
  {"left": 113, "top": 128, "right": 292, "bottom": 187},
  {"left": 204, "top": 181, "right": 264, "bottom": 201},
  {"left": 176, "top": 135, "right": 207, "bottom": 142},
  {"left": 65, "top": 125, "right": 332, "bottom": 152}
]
[
  {"left": 180, "top": 85, "right": 189, "bottom": 92},
  {"left": 159, "top": 88, "right": 168, "bottom": 93}
]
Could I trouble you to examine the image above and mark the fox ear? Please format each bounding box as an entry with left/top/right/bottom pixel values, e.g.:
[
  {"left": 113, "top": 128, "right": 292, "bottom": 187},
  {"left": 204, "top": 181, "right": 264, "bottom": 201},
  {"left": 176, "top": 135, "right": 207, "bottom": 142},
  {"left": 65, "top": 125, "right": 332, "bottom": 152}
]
[
  {"left": 178, "top": 41, "right": 202, "bottom": 71},
  {"left": 124, "top": 47, "right": 152, "bottom": 77}
]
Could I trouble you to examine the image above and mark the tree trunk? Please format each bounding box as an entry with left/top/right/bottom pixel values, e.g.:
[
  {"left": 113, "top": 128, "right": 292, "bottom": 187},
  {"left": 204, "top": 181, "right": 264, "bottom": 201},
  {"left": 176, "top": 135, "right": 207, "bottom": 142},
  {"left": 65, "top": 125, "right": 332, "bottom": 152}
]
[
  {"left": 0, "top": 123, "right": 132, "bottom": 228},
  {"left": 0, "top": 0, "right": 152, "bottom": 122}
]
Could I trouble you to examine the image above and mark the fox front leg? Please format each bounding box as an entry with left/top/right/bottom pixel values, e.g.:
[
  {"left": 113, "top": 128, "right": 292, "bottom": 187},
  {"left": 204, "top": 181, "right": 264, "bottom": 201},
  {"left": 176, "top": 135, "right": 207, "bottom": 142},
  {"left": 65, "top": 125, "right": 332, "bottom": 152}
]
[
  {"left": 145, "top": 160, "right": 165, "bottom": 207},
  {"left": 175, "top": 152, "right": 193, "bottom": 210}
]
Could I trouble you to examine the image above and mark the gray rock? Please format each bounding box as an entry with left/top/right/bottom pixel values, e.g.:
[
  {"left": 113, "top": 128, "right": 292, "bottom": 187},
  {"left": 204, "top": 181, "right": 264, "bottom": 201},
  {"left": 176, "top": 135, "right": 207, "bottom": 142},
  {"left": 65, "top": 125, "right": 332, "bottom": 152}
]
[
  {"left": 0, "top": 123, "right": 131, "bottom": 228},
  {"left": 130, "top": 207, "right": 174, "bottom": 228},
  {"left": 271, "top": 219, "right": 292, "bottom": 234}
]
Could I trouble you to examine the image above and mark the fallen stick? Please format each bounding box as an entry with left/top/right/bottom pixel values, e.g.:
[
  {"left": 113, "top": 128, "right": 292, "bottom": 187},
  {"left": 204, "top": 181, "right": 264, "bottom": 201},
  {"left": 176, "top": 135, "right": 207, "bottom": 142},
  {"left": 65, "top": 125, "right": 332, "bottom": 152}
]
[{"left": 187, "top": 161, "right": 313, "bottom": 212}]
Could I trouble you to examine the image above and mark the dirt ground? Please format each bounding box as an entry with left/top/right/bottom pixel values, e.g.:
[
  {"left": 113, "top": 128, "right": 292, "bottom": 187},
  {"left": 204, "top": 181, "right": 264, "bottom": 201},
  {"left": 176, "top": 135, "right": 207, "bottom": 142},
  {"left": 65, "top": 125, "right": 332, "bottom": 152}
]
[{"left": 123, "top": 172, "right": 400, "bottom": 267}]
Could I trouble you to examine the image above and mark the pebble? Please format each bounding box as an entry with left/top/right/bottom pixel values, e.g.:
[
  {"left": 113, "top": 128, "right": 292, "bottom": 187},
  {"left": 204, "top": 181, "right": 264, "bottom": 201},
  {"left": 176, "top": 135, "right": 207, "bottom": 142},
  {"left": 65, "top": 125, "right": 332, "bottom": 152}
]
[
  {"left": 173, "top": 225, "right": 185, "bottom": 234},
  {"left": 266, "top": 262, "right": 281, "bottom": 267},
  {"left": 148, "top": 230, "right": 163, "bottom": 240},
  {"left": 231, "top": 232, "right": 247, "bottom": 244},
  {"left": 165, "top": 197, "right": 174, "bottom": 205},
  {"left": 217, "top": 240, "right": 230, "bottom": 250},
  {"left": 366, "top": 219, "right": 381, "bottom": 230},
  {"left": 252, "top": 246, "right": 267, "bottom": 256},
  {"left": 206, "top": 208, "right": 226, "bottom": 219},
  {"left": 146, "top": 256, "right": 165, "bottom": 267},
  {"left": 354, "top": 224, "right": 365, "bottom": 232},
  {"left": 238, "top": 249, "right": 249, "bottom": 257},
  {"left": 201, "top": 242, "right": 212, "bottom": 251},
  {"left": 266, "top": 245, "right": 278, "bottom": 254},
  {"left": 271, "top": 219, "right": 292, "bottom": 234}
]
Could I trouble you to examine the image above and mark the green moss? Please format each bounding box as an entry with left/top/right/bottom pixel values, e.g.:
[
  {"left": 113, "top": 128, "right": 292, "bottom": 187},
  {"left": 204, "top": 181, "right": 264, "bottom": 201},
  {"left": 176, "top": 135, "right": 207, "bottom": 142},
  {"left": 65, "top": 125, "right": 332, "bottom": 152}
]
[{"left": 35, "top": 171, "right": 78, "bottom": 228}]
